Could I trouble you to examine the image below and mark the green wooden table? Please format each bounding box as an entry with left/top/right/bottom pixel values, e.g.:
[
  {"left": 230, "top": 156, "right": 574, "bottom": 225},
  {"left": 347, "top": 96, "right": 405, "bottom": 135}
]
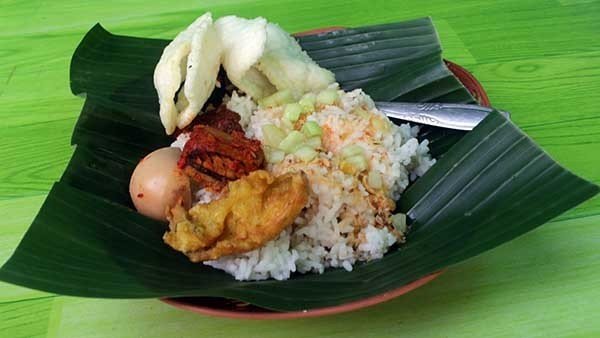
[{"left": 2, "top": 1, "right": 599, "bottom": 337}]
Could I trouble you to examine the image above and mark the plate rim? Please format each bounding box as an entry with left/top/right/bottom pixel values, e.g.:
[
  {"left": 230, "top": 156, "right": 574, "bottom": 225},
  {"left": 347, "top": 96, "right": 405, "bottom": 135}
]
[{"left": 162, "top": 270, "right": 444, "bottom": 319}]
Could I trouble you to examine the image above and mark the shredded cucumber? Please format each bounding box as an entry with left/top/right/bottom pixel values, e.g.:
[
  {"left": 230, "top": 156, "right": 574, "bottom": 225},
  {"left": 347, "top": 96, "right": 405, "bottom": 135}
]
[
  {"left": 353, "top": 107, "right": 370, "bottom": 119},
  {"left": 371, "top": 116, "right": 390, "bottom": 132},
  {"left": 261, "top": 124, "right": 286, "bottom": 148},
  {"left": 280, "top": 118, "right": 293, "bottom": 132},
  {"left": 340, "top": 154, "right": 368, "bottom": 174},
  {"left": 305, "top": 136, "right": 322, "bottom": 149},
  {"left": 391, "top": 213, "right": 407, "bottom": 233},
  {"left": 284, "top": 103, "right": 303, "bottom": 122},
  {"left": 301, "top": 121, "right": 323, "bottom": 137},
  {"left": 258, "top": 89, "right": 295, "bottom": 108},
  {"left": 299, "top": 93, "right": 316, "bottom": 112},
  {"left": 278, "top": 131, "right": 305, "bottom": 153},
  {"left": 367, "top": 171, "right": 383, "bottom": 189},
  {"left": 294, "top": 145, "right": 318, "bottom": 162},
  {"left": 316, "top": 88, "right": 339, "bottom": 106},
  {"left": 340, "top": 144, "right": 364, "bottom": 159},
  {"left": 266, "top": 149, "right": 286, "bottom": 163}
]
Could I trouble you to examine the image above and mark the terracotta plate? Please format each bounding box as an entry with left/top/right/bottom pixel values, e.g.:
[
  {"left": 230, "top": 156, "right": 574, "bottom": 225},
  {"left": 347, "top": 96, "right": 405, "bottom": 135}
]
[{"left": 162, "top": 27, "right": 491, "bottom": 320}]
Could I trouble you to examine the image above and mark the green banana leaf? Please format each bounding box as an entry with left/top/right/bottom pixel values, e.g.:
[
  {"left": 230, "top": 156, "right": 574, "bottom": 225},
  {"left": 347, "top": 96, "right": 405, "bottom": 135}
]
[{"left": 0, "top": 17, "right": 597, "bottom": 312}]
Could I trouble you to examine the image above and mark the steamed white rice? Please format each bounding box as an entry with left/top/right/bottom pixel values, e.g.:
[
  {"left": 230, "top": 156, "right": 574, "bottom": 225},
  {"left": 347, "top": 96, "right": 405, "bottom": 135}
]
[{"left": 172, "top": 87, "right": 435, "bottom": 280}]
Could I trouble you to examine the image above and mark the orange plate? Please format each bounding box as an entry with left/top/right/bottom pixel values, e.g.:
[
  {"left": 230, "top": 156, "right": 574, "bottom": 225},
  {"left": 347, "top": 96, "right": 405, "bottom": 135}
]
[{"left": 161, "top": 27, "right": 491, "bottom": 320}]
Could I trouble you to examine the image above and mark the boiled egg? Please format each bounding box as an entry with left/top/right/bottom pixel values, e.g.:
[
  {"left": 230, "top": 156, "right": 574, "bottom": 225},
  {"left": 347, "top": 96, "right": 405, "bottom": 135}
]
[{"left": 129, "top": 147, "right": 192, "bottom": 221}]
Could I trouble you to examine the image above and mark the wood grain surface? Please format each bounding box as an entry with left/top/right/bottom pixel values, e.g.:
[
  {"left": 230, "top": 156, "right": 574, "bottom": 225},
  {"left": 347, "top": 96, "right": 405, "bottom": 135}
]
[{"left": 1, "top": 0, "right": 599, "bottom": 337}]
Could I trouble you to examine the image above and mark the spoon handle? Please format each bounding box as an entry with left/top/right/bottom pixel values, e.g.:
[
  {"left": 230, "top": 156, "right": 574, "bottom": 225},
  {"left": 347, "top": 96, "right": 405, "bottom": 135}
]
[{"left": 375, "top": 102, "right": 510, "bottom": 131}]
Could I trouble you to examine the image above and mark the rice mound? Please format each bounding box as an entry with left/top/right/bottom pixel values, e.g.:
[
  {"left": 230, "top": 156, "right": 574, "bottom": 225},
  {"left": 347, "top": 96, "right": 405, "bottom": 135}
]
[{"left": 173, "top": 88, "right": 435, "bottom": 280}]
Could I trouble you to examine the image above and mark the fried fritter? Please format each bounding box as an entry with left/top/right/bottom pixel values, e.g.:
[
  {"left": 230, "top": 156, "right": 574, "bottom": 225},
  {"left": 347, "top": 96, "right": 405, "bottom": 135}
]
[{"left": 164, "top": 170, "right": 309, "bottom": 261}]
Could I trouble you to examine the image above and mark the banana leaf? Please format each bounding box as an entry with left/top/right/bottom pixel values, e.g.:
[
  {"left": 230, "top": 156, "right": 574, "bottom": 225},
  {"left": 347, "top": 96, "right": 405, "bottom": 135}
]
[{"left": 0, "top": 17, "right": 597, "bottom": 312}]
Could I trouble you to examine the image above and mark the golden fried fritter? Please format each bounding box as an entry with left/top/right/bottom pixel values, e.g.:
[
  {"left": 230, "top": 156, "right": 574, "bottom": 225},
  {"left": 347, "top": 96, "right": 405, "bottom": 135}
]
[{"left": 164, "top": 170, "right": 309, "bottom": 261}]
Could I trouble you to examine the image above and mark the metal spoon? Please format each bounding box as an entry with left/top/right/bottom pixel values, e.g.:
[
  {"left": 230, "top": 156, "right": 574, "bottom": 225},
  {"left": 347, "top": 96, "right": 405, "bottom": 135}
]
[{"left": 375, "top": 102, "right": 510, "bottom": 131}]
